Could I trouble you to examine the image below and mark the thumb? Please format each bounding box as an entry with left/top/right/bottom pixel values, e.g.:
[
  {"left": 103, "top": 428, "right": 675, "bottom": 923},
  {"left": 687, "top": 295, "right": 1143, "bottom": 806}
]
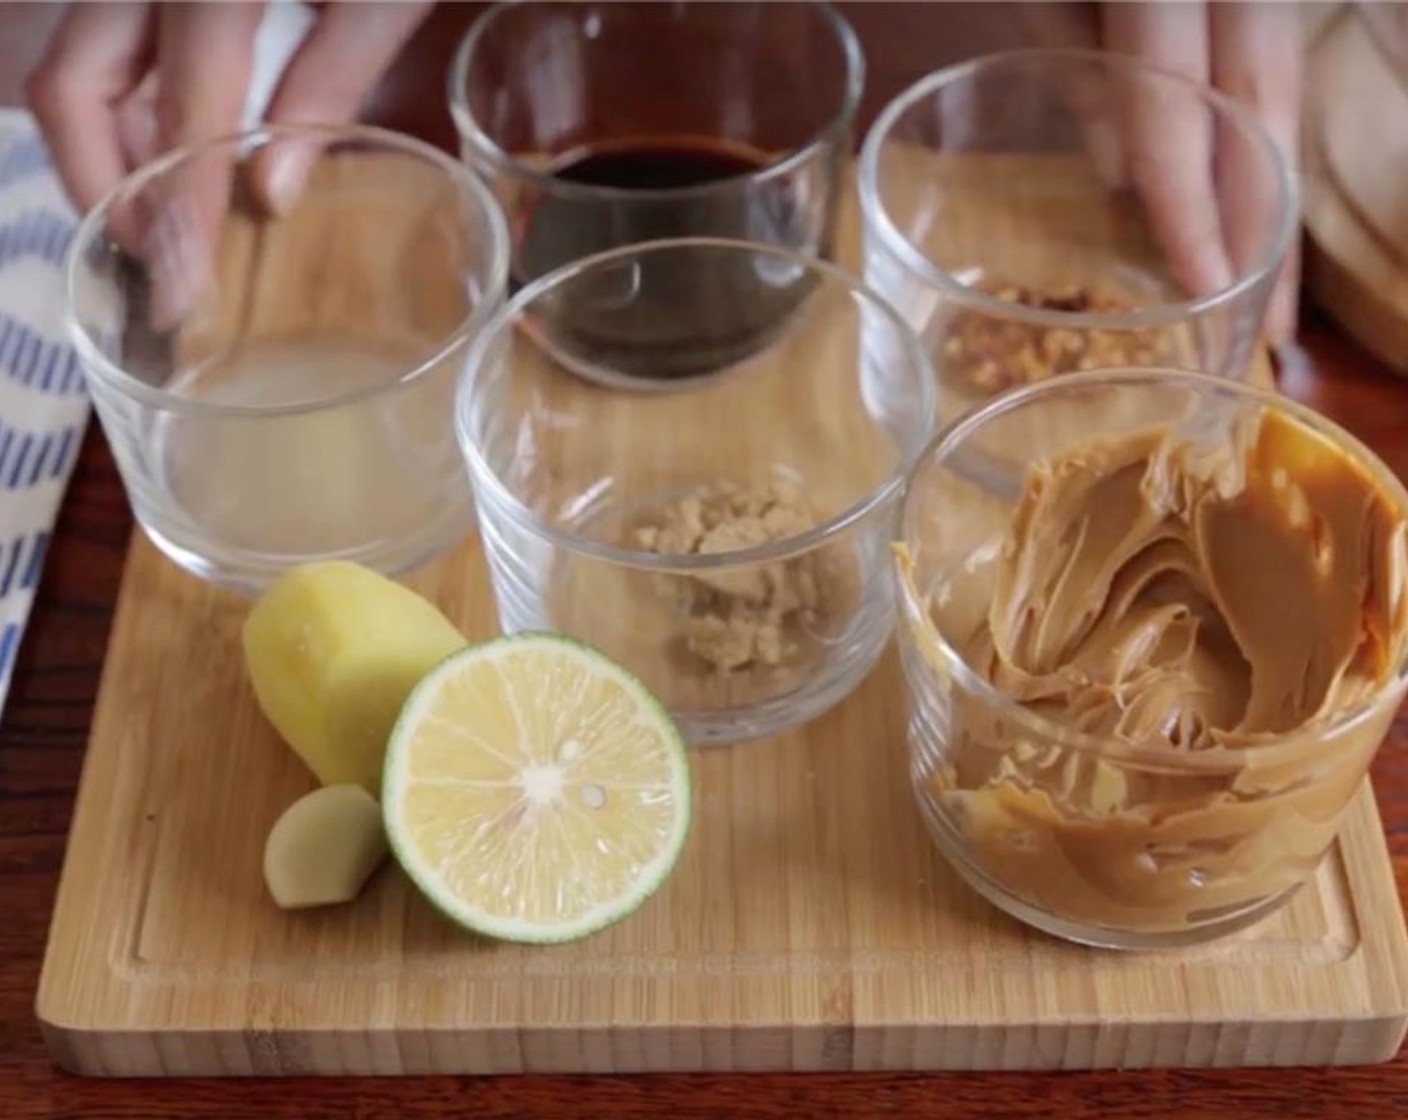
[{"left": 252, "top": 1, "right": 434, "bottom": 216}]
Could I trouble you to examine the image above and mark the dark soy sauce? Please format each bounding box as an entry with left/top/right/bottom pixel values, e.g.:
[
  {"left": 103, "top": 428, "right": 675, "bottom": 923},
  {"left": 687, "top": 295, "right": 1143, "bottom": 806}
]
[
  {"left": 515, "top": 135, "right": 822, "bottom": 385},
  {"left": 551, "top": 138, "right": 766, "bottom": 190}
]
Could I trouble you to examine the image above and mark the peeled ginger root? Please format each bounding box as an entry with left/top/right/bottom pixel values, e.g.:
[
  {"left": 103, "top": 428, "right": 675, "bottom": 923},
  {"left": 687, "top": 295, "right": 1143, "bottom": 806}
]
[
  {"left": 243, "top": 561, "right": 465, "bottom": 793},
  {"left": 263, "top": 784, "right": 388, "bottom": 909}
]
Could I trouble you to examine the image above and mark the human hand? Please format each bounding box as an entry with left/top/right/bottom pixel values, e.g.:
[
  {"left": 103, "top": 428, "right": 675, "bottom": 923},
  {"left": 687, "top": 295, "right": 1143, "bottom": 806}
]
[
  {"left": 1022, "top": 1, "right": 1303, "bottom": 346},
  {"left": 27, "top": 0, "right": 434, "bottom": 218},
  {"left": 26, "top": 1, "right": 432, "bottom": 324}
]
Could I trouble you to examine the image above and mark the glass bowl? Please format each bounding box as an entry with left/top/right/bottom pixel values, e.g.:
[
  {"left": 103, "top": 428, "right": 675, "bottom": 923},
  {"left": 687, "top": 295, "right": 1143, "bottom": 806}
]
[
  {"left": 65, "top": 124, "right": 509, "bottom": 593},
  {"left": 859, "top": 49, "right": 1297, "bottom": 424},
  {"left": 448, "top": 0, "right": 863, "bottom": 290},
  {"left": 457, "top": 237, "right": 936, "bottom": 745},
  {"left": 896, "top": 368, "right": 1408, "bottom": 947}
]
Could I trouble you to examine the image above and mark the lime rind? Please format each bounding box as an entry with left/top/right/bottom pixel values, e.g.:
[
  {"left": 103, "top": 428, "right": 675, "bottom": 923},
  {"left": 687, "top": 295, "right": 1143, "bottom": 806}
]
[{"left": 382, "top": 632, "right": 692, "bottom": 944}]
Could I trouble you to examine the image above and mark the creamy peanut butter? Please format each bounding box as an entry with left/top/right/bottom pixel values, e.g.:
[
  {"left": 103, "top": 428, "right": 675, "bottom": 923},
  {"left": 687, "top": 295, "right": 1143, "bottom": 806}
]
[{"left": 904, "top": 407, "right": 1408, "bottom": 935}]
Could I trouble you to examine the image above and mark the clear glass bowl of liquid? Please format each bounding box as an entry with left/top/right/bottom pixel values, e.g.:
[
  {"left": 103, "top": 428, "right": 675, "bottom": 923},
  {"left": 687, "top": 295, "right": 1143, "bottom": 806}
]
[{"left": 66, "top": 124, "right": 509, "bottom": 593}]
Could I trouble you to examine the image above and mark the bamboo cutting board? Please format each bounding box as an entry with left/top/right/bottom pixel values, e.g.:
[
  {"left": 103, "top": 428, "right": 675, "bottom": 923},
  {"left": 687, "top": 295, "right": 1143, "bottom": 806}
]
[
  {"left": 1303, "top": 6, "right": 1408, "bottom": 376},
  {"left": 35, "top": 153, "right": 1408, "bottom": 1075}
]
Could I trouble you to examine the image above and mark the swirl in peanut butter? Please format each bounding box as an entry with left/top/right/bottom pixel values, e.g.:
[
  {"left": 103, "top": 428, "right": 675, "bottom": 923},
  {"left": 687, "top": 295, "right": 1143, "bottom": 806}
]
[{"left": 906, "top": 408, "right": 1408, "bottom": 934}]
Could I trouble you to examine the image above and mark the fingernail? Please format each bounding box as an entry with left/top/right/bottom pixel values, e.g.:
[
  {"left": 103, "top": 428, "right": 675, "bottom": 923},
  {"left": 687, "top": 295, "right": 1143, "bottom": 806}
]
[
  {"left": 1266, "top": 290, "right": 1297, "bottom": 347},
  {"left": 264, "top": 145, "right": 311, "bottom": 217},
  {"left": 1263, "top": 306, "right": 1286, "bottom": 346},
  {"left": 117, "top": 100, "right": 157, "bottom": 169},
  {"left": 1086, "top": 122, "right": 1125, "bottom": 187}
]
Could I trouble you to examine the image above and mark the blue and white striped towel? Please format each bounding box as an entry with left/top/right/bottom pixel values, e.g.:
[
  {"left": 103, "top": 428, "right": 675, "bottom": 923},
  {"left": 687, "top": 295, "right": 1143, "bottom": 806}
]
[
  {"left": 0, "top": 4, "right": 348, "bottom": 716},
  {"left": 0, "top": 109, "right": 88, "bottom": 716}
]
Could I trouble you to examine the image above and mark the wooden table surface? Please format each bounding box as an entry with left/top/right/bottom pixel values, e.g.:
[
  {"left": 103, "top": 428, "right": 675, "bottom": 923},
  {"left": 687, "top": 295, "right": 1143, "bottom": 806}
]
[{"left": 4, "top": 3, "right": 1408, "bottom": 1116}]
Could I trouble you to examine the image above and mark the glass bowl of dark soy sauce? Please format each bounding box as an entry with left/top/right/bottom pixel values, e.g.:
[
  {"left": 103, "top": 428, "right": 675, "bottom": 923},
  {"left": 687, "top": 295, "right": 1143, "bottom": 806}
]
[{"left": 449, "top": 0, "right": 863, "bottom": 385}]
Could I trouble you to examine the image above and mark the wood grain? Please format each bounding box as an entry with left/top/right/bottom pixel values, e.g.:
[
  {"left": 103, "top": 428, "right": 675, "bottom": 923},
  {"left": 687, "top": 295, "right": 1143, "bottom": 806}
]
[
  {"left": 29, "top": 523, "right": 1408, "bottom": 1077},
  {"left": 1318, "top": 12, "right": 1408, "bottom": 258},
  {"left": 7, "top": 314, "right": 1408, "bottom": 1118},
  {"left": 1304, "top": 8, "right": 1408, "bottom": 376},
  {"left": 25, "top": 148, "right": 1408, "bottom": 1076}
]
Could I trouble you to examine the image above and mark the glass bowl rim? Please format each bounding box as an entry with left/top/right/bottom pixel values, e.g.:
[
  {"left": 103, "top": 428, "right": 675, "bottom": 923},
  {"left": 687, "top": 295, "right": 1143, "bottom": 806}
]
[
  {"left": 64, "top": 122, "right": 512, "bottom": 420},
  {"left": 857, "top": 46, "right": 1299, "bottom": 333},
  {"left": 455, "top": 234, "right": 938, "bottom": 572},
  {"left": 896, "top": 365, "right": 1408, "bottom": 770},
  {"left": 446, "top": 0, "right": 866, "bottom": 202}
]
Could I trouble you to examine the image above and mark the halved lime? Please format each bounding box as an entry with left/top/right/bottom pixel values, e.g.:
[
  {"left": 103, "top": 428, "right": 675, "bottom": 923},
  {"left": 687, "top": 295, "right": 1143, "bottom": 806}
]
[{"left": 382, "top": 633, "right": 691, "bottom": 943}]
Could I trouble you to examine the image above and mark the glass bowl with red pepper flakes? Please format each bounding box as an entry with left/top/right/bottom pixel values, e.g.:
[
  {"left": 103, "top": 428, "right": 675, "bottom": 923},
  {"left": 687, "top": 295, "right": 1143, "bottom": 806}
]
[
  {"left": 858, "top": 50, "right": 1296, "bottom": 421},
  {"left": 943, "top": 280, "right": 1180, "bottom": 396}
]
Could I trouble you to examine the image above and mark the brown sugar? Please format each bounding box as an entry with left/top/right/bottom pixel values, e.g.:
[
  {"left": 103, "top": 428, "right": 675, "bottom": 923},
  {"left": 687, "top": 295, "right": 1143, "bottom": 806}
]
[{"left": 630, "top": 482, "right": 842, "bottom": 677}]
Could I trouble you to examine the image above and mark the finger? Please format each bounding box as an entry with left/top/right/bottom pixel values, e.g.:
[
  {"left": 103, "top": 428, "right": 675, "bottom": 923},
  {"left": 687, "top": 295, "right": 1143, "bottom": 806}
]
[
  {"left": 1014, "top": 2, "right": 1125, "bottom": 186},
  {"left": 253, "top": 1, "right": 435, "bottom": 215},
  {"left": 1265, "top": 236, "right": 1301, "bottom": 348},
  {"left": 145, "top": 1, "right": 267, "bottom": 328},
  {"left": 1102, "top": 2, "right": 1235, "bottom": 298},
  {"left": 115, "top": 78, "right": 159, "bottom": 172},
  {"left": 1209, "top": 1, "right": 1303, "bottom": 345},
  {"left": 24, "top": 1, "right": 155, "bottom": 233},
  {"left": 153, "top": 2, "right": 267, "bottom": 151}
]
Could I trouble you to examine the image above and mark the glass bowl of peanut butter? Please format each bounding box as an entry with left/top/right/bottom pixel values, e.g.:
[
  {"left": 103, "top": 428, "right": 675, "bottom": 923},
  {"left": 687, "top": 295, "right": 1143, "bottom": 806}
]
[{"left": 895, "top": 368, "right": 1408, "bottom": 948}]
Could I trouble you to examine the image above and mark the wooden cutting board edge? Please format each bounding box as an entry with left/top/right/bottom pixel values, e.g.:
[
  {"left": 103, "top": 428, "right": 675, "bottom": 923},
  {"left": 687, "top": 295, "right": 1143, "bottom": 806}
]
[{"left": 32, "top": 155, "right": 1408, "bottom": 1077}]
